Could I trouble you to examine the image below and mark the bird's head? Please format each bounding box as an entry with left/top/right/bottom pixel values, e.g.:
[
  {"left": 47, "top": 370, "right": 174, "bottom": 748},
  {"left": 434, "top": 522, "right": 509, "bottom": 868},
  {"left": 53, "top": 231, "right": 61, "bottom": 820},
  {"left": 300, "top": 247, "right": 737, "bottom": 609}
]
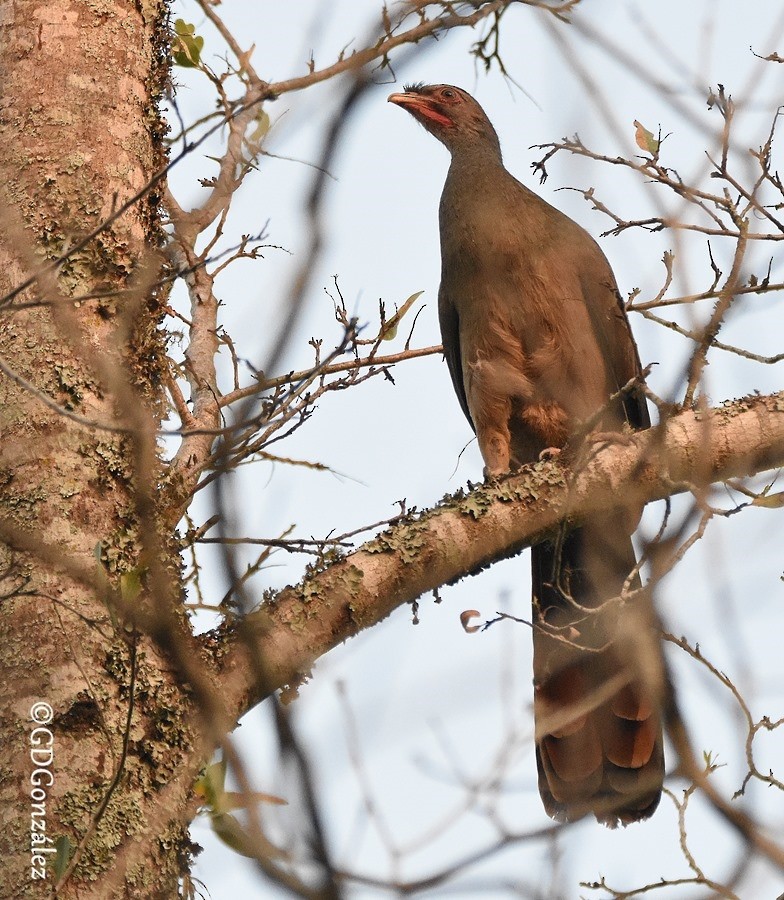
[{"left": 388, "top": 83, "right": 501, "bottom": 159}]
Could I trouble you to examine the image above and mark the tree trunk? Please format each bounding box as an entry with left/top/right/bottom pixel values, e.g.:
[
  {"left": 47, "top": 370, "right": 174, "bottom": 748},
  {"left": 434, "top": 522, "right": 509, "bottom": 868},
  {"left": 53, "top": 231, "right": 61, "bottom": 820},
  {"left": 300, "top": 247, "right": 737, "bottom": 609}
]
[{"left": 0, "top": 2, "right": 196, "bottom": 896}]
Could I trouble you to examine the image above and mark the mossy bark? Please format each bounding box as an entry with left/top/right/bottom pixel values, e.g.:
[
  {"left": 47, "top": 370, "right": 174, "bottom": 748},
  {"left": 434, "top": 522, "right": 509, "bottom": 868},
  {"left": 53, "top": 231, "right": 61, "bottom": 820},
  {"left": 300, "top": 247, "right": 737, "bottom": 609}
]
[{"left": 0, "top": 2, "right": 198, "bottom": 896}]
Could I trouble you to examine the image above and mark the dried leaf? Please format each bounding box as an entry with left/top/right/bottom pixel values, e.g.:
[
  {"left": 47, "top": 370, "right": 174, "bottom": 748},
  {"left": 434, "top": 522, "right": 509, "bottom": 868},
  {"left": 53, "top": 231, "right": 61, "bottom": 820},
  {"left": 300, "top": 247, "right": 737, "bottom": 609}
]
[
  {"left": 633, "top": 120, "right": 660, "bottom": 156},
  {"left": 460, "top": 609, "right": 481, "bottom": 633},
  {"left": 752, "top": 490, "right": 784, "bottom": 508},
  {"left": 222, "top": 790, "right": 288, "bottom": 810}
]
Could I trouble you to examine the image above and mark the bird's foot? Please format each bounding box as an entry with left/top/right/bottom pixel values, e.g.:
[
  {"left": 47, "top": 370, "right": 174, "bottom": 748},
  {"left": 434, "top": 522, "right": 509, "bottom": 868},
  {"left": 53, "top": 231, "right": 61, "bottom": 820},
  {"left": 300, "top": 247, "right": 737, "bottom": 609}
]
[
  {"left": 482, "top": 465, "right": 507, "bottom": 482},
  {"left": 538, "top": 446, "right": 562, "bottom": 461}
]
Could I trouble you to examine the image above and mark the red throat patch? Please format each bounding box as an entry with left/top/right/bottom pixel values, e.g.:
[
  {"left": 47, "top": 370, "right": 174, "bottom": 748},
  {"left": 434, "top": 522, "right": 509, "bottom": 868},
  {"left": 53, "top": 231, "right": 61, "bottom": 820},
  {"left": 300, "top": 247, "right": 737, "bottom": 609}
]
[{"left": 417, "top": 107, "right": 454, "bottom": 128}]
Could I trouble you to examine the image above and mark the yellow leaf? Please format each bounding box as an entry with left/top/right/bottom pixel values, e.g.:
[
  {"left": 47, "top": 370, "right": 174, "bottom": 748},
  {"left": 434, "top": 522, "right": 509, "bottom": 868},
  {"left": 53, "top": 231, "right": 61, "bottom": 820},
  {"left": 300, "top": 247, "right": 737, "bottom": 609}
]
[
  {"left": 248, "top": 109, "right": 270, "bottom": 147},
  {"left": 120, "top": 567, "right": 144, "bottom": 603},
  {"left": 210, "top": 812, "right": 288, "bottom": 860},
  {"left": 633, "top": 120, "right": 660, "bottom": 156},
  {"left": 381, "top": 290, "right": 424, "bottom": 341},
  {"left": 194, "top": 759, "right": 226, "bottom": 809},
  {"left": 196, "top": 758, "right": 286, "bottom": 818}
]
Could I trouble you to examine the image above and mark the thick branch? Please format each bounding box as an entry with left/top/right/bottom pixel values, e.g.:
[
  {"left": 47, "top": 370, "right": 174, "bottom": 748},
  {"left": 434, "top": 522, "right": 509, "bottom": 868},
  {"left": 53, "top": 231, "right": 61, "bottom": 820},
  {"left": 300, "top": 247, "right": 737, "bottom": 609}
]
[{"left": 217, "top": 391, "right": 784, "bottom": 715}]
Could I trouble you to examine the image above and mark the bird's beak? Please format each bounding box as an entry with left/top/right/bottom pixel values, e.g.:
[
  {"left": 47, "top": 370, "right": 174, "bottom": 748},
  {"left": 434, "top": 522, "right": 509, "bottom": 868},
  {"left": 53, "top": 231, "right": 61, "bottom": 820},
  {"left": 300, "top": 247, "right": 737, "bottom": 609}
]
[
  {"left": 388, "top": 92, "right": 452, "bottom": 128},
  {"left": 387, "top": 92, "right": 418, "bottom": 108}
]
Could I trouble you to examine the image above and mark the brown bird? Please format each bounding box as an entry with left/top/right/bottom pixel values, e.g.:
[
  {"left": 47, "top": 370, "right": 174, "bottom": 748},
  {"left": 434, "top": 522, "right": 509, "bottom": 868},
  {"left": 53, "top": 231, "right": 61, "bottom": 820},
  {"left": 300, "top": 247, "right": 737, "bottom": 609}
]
[{"left": 388, "top": 83, "right": 663, "bottom": 827}]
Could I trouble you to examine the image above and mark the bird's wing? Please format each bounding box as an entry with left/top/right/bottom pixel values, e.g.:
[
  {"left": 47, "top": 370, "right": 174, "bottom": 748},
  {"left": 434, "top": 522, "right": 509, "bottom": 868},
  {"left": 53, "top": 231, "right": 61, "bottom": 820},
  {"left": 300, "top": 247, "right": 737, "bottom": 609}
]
[
  {"left": 438, "top": 289, "right": 474, "bottom": 429},
  {"left": 579, "top": 263, "right": 651, "bottom": 431}
]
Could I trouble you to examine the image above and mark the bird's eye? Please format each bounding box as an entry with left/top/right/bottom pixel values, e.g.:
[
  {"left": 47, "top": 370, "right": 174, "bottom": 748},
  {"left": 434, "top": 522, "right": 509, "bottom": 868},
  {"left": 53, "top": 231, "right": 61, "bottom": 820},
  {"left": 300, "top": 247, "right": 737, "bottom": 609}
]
[{"left": 442, "top": 89, "right": 455, "bottom": 99}]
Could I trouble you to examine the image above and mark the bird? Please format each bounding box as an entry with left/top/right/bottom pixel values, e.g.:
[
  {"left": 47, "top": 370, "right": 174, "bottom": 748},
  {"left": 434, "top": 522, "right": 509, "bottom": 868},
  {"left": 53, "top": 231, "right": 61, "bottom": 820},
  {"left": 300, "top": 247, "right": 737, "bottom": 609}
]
[{"left": 388, "top": 83, "right": 664, "bottom": 827}]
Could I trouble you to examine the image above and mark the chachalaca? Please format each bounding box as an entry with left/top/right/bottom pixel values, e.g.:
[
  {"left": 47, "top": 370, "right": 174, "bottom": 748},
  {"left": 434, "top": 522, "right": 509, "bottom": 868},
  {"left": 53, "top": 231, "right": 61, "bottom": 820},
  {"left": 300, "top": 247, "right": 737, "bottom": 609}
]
[{"left": 388, "top": 83, "right": 663, "bottom": 827}]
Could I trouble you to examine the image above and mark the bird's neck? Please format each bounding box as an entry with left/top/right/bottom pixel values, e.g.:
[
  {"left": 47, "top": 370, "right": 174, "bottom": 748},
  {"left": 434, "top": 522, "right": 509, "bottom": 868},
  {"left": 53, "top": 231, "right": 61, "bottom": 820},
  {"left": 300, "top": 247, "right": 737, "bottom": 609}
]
[
  {"left": 442, "top": 139, "right": 508, "bottom": 214},
  {"left": 446, "top": 135, "right": 504, "bottom": 179}
]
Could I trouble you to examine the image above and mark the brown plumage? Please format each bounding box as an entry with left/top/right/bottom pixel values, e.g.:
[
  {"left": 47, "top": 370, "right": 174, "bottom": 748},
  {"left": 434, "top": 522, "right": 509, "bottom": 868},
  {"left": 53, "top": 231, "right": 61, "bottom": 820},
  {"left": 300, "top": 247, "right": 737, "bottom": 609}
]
[{"left": 389, "top": 83, "right": 663, "bottom": 827}]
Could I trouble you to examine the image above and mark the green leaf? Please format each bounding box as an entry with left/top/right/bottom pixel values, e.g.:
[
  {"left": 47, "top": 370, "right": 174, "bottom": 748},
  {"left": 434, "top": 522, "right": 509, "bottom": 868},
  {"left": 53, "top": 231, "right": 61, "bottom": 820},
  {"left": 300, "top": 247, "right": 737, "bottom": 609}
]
[
  {"left": 210, "top": 812, "right": 256, "bottom": 857},
  {"left": 172, "top": 20, "right": 204, "bottom": 68},
  {"left": 248, "top": 109, "right": 271, "bottom": 147},
  {"left": 210, "top": 812, "right": 288, "bottom": 860},
  {"left": 195, "top": 758, "right": 227, "bottom": 810},
  {"left": 120, "top": 567, "right": 144, "bottom": 604},
  {"left": 174, "top": 19, "right": 195, "bottom": 37},
  {"left": 53, "top": 835, "right": 73, "bottom": 881},
  {"left": 381, "top": 290, "right": 424, "bottom": 341}
]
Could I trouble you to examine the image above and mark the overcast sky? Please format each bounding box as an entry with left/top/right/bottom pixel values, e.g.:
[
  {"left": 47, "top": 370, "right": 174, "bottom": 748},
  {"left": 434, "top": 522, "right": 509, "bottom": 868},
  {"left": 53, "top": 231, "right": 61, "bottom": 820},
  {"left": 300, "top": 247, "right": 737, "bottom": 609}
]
[{"left": 167, "top": 2, "right": 784, "bottom": 896}]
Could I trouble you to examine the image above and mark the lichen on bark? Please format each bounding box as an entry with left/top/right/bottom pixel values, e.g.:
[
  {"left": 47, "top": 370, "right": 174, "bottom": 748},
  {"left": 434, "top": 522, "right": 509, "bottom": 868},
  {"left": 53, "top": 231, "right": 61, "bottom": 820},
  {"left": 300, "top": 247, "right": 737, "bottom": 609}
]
[{"left": 0, "top": 2, "right": 194, "bottom": 897}]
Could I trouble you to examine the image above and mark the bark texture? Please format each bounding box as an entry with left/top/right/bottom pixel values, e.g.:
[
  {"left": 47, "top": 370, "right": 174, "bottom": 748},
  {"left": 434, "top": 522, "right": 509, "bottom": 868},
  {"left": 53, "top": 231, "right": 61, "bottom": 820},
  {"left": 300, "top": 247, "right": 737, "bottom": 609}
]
[{"left": 0, "top": 2, "right": 196, "bottom": 897}]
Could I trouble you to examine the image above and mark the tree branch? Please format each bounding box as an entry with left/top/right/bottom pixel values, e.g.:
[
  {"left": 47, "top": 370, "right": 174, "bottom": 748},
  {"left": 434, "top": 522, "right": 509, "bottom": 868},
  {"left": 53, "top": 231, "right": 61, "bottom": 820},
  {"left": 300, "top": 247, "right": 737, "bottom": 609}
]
[{"left": 216, "top": 391, "right": 784, "bottom": 715}]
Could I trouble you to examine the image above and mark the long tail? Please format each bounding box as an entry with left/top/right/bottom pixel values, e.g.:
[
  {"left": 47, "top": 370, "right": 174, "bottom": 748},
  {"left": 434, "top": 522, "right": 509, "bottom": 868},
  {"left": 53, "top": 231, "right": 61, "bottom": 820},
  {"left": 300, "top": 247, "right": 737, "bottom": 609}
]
[{"left": 531, "top": 516, "right": 664, "bottom": 827}]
